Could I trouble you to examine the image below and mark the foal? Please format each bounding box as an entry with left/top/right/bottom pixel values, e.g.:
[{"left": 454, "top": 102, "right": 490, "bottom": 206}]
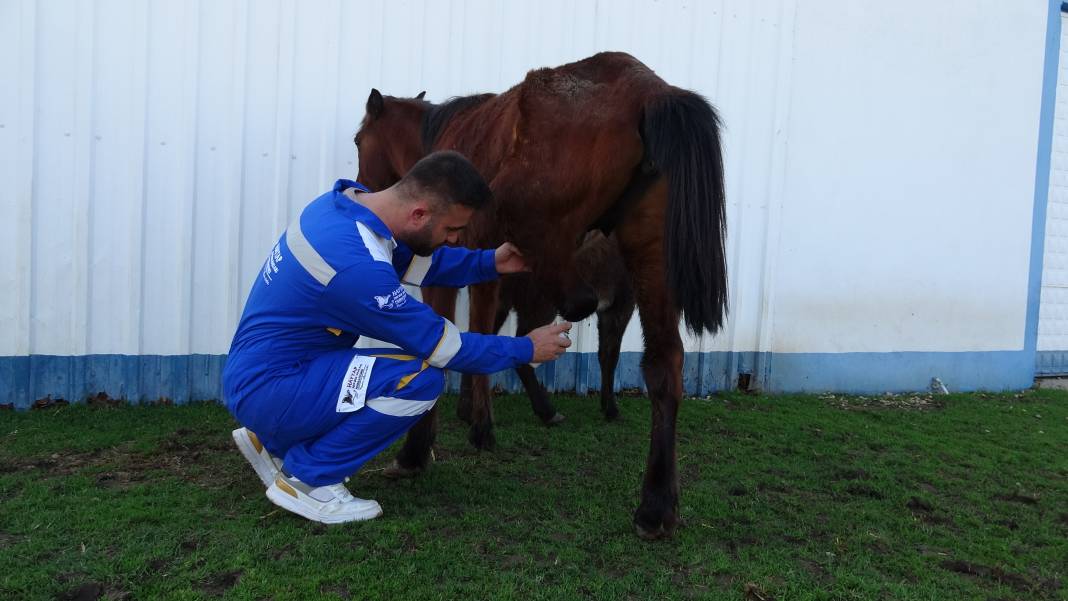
[{"left": 458, "top": 231, "right": 634, "bottom": 425}]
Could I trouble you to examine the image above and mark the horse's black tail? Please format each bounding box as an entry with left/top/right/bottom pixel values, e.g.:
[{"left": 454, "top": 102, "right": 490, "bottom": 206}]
[{"left": 642, "top": 88, "right": 728, "bottom": 334}]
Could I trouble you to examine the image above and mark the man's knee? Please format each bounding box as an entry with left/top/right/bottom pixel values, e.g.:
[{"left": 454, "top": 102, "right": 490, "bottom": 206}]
[
  {"left": 417, "top": 366, "right": 445, "bottom": 401},
  {"left": 397, "top": 364, "right": 444, "bottom": 402}
]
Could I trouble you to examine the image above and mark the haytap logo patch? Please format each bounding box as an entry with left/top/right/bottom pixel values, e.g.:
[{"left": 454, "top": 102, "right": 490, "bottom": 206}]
[
  {"left": 262, "top": 243, "right": 284, "bottom": 285},
  {"left": 374, "top": 286, "right": 408, "bottom": 310},
  {"left": 336, "top": 355, "right": 375, "bottom": 413}
]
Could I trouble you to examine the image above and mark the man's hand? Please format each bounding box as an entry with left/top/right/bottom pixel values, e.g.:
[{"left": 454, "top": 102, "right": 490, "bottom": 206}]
[
  {"left": 527, "top": 321, "right": 572, "bottom": 364},
  {"left": 494, "top": 242, "right": 530, "bottom": 274}
]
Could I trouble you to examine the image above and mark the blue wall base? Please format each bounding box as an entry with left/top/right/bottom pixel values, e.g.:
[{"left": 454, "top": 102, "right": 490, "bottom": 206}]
[
  {"left": 0, "top": 349, "right": 1037, "bottom": 409},
  {"left": 765, "top": 350, "right": 1033, "bottom": 394},
  {"left": 1036, "top": 350, "right": 1068, "bottom": 375},
  {"left": 0, "top": 354, "right": 227, "bottom": 409}
]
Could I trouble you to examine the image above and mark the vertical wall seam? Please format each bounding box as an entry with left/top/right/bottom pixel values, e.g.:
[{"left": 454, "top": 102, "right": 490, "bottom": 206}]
[
  {"left": 416, "top": 0, "right": 427, "bottom": 92},
  {"left": 73, "top": 0, "right": 96, "bottom": 359},
  {"left": 275, "top": 0, "right": 296, "bottom": 228},
  {"left": 230, "top": 0, "right": 250, "bottom": 337},
  {"left": 321, "top": 0, "right": 343, "bottom": 188},
  {"left": 136, "top": 3, "right": 152, "bottom": 359},
  {"left": 183, "top": 0, "right": 203, "bottom": 356},
  {"left": 722, "top": 0, "right": 755, "bottom": 386},
  {"left": 755, "top": 0, "right": 799, "bottom": 389},
  {"left": 18, "top": 0, "right": 38, "bottom": 359}
]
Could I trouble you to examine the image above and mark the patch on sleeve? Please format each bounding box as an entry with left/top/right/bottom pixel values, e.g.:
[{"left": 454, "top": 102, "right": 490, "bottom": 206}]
[
  {"left": 336, "top": 355, "right": 376, "bottom": 413},
  {"left": 262, "top": 243, "right": 284, "bottom": 285},
  {"left": 373, "top": 285, "right": 408, "bottom": 310}
]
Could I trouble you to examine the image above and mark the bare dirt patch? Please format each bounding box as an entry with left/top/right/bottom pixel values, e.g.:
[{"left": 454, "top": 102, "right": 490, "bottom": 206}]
[
  {"left": 939, "top": 560, "right": 1061, "bottom": 596},
  {"left": 2, "top": 430, "right": 237, "bottom": 490},
  {"left": 198, "top": 570, "right": 242, "bottom": 597}
]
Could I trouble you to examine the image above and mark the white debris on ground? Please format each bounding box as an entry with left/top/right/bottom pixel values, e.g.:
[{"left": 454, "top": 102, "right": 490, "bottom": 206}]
[{"left": 818, "top": 392, "right": 943, "bottom": 411}]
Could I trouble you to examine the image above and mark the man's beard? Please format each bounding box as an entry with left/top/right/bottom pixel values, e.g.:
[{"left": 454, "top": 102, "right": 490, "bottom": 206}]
[{"left": 405, "top": 221, "right": 436, "bottom": 256}]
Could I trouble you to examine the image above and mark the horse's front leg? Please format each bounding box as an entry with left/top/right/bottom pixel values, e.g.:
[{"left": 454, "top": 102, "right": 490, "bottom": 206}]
[
  {"left": 384, "top": 286, "right": 456, "bottom": 477},
  {"left": 459, "top": 293, "right": 514, "bottom": 424},
  {"left": 384, "top": 404, "right": 439, "bottom": 478},
  {"left": 467, "top": 280, "right": 500, "bottom": 450}
]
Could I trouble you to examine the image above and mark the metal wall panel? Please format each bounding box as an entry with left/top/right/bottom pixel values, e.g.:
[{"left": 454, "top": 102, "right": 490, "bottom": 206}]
[
  {"left": 1038, "top": 11, "right": 1068, "bottom": 373},
  {"left": 0, "top": 0, "right": 1052, "bottom": 404}
]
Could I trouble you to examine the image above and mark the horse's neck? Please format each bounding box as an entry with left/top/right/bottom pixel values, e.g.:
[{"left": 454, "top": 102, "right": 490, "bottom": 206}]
[{"left": 435, "top": 95, "right": 515, "bottom": 178}]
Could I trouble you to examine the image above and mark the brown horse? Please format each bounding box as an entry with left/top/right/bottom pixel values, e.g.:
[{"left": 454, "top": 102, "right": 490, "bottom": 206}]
[
  {"left": 355, "top": 52, "right": 727, "bottom": 539},
  {"left": 458, "top": 231, "right": 634, "bottom": 425}
]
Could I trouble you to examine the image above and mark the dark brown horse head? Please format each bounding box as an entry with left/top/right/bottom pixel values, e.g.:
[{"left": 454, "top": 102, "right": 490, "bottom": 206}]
[{"left": 354, "top": 89, "right": 429, "bottom": 192}]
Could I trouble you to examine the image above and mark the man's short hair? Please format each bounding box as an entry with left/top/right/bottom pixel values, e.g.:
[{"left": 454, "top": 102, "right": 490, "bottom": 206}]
[{"left": 396, "top": 151, "right": 492, "bottom": 210}]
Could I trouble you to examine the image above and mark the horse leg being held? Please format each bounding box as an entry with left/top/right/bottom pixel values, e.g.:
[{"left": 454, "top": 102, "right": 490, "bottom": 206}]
[
  {"left": 596, "top": 286, "right": 634, "bottom": 420},
  {"left": 467, "top": 281, "right": 501, "bottom": 450}
]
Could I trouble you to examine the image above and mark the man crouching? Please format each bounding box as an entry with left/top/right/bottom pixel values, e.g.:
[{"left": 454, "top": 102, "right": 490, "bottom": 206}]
[{"left": 223, "top": 151, "right": 571, "bottom": 523}]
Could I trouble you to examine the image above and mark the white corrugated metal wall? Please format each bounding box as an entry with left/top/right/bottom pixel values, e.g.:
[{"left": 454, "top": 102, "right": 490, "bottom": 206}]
[
  {"left": 1038, "top": 9, "right": 1068, "bottom": 373},
  {"left": 0, "top": 0, "right": 1054, "bottom": 404}
]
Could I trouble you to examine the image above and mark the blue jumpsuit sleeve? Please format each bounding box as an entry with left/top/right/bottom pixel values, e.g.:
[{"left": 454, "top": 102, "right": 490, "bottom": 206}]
[
  {"left": 320, "top": 262, "right": 533, "bottom": 374},
  {"left": 395, "top": 244, "right": 498, "bottom": 288}
]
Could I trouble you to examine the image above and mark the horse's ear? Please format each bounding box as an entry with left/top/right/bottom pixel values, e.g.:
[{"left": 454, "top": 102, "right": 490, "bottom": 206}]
[
  {"left": 367, "top": 88, "right": 385, "bottom": 119},
  {"left": 416, "top": 91, "right": 426, "bottom": 100}
]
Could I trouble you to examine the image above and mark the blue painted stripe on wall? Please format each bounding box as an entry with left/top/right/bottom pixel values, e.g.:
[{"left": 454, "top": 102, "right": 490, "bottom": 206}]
[
  {"left": 0, "top": 350, "right": 1034, "bottom": 408},
  {"left": 1026, "top": 1, "right": 1063, "bottom": 358},
  {"left": 0, "top": 355, "right": 227, "bottom": 409},
  {"left": 1036, "top": 350, "right": 1068, "bottom": 375},
  {"left": 766, "top": 351, "right": 1033, "bottom": 394}
]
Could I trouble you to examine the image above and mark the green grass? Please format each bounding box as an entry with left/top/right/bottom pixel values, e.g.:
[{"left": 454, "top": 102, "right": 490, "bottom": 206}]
[{"left": 1, "top": 390, "right": 1066, "bottom": 600}]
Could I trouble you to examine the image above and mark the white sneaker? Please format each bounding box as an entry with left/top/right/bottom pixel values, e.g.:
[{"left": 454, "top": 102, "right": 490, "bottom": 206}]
[
  {"left": 232, "top": 427, "right": 283, "bottom": 487},
  {"left": 265, "top": 474, "right": 383, "bottom": 524}
]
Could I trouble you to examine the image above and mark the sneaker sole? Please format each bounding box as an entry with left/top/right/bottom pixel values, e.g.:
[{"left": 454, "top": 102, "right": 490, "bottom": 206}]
[
  {"left": 232, "top": 429, "right": 277, "bottom": 488},
  {"left": 265, "top": 484, "right": 383, "bottom": 524}
]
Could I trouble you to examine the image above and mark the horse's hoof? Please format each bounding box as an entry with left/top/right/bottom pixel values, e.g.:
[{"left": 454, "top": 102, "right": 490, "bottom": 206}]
[
  {"left": 468, "top": 424, "right": 496, "bottom": 451},
  {"left": 633, "top": 521, "right": 669, "bottom": 540},
  {"left": 633, "top": 505, "right": 678, "bottom": 540},
  {"left": 542, "top": 412, "right": 566, "bottom": 426},
  {"left": 382, "top": 460, "right": 421, "bottom": 479},
  {"left": 382, "top": 450, "right": 435, "bottom": 479}
]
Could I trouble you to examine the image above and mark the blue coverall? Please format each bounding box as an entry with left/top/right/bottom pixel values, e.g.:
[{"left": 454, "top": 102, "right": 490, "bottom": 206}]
[{"left": 223, "top": 180, "right": 533, "bottom": 486}]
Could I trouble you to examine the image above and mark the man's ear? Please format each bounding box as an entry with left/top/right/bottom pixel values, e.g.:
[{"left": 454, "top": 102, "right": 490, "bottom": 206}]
[{"left": 409, "top": 203, "right": 431, "bottom": 224}]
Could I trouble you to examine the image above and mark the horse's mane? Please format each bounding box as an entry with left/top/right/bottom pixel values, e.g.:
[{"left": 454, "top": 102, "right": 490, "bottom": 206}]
[{"left": 421, "top": 93, "right": 495, "bottom": 152}]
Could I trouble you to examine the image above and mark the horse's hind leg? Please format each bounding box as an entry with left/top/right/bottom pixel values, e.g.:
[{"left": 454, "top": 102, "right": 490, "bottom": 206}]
[
  {"left": 597, "top": 283, "right": 634, "bottom": 420},
  {"left": 616, "top": 177, "right": 684, "bottom": 539}
]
